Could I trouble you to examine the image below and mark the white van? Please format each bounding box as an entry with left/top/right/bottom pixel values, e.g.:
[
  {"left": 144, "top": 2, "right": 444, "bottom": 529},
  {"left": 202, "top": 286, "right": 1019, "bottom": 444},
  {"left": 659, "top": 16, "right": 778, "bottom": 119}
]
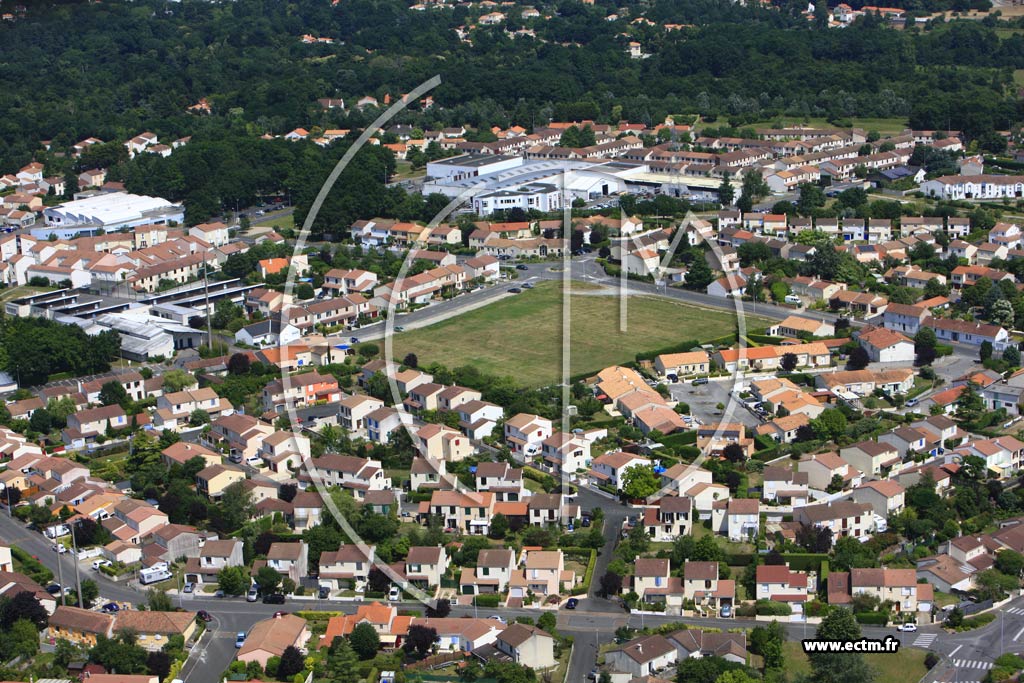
[
  {"left": 139, "top": 567, "right": 172, "bottom": 585},
  {"left": 784, "top": 295, "right": 802, "bottom": 306}
]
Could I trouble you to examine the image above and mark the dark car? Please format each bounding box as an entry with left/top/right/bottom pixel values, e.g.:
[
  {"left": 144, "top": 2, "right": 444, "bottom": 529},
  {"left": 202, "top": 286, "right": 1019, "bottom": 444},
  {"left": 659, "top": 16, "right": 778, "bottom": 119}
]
[
  {"left": 262, "top": 593, "right": 286, "bottom": 604},
  {"left": 197, "top": 610, "right": 212, "bottom": 623},
  {"left": 565, "top": 598, "right": 579, "bottom": 610},
  {"left": 101, "top": 603, "right": 120, "bottom": 613},
  {"left": 45, "top": 584, "right": 62, "bottom": 596},
  {"left": 318, "top": 586, "right": 331, "bottom": 599},
  {"left": 581, "top": 517, "right": 591, "bottom": 527},
  {"left": 508, "top": 287, "right": 522, "bottom": 294},
  {"left": 515, "top": 264, "right": 529, "bottom": 271}
]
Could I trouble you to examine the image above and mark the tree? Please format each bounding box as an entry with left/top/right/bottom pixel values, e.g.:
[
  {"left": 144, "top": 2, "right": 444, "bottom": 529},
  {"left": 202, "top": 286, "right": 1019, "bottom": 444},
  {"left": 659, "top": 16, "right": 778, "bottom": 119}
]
[
  {"left": 0, "top": 591, "right": 48, "bottom": 630},
  {"left": 277, "top": 645, "right": 305, "bottom": 680},
  {"left": 227, "top": 353, "right": 251, "bottom": 375},
  {"left": 404, "top": 624, "right": 438, "bottom": 659},
  {"left": 846, "top": 346, "right": 870, "bottom": 370},
  {"left": 780, "top": 352, "right": 798, "bottom": 373},
  {"left": 797, "top": 183, "right": 826, "bottom": 214},
  {"left": 714, "top": 671, "right": 758, "bottom": 683},
  {"left": 426, "top": 598, "right": 451, "bottom": 618},
  {"left": 1004, "top": 345, "right": 1021, "bottom": 366},
  {"left": 795, "top": 523, "right": 833, "bottom": 553},
  {"left": 256, "top": 566, "right": 282, "bottom": 595},
  {"left": 147, "top": 589, "right": 173, "bottom": 612},
  {"left": 995, "top": 550, "right": 1024, "bottom": 577},
  {"left": 621, "top": 465, "right": 660, "bottom": 500},
  {"left": 809, "top": 608, "right": 875, "bottom": 683},
  {"left": 0, "top": 618, "right": 40, "bottom": 660},
  {"left": 162, "top": 369, "right": 194, "bottom": 393},
  {"left": 216, "top": 480, "right": 254, "bottom": 532},
  {"left": 956, "top": 383, "right": 986, "bottom": 424},
  {"left": 99, "top": 381, "right": 129, "bottom": 408},
  {"left": 684, "top": 255, "right": 715, "bottom": 291},
  {"left": 147, "top": 651, "right": 172, "bottom": 680},
  {"left": 489, "top": 512, "right": 509, "bottom": 539},
  {"left": 599, "top": 571, "right": 623, "bottom": 597},
  {"left": 914, "top": 327, "right": 937, "bottom": 366},
  {"left": 367, "top": 566, "right": 391, "bottom": 594},
  {"left": 349, "top": 622, "right": 380, "bottom": 659},
  {"left": 296, "top": 283, "right": 315, "bottom": 300},
  {"left": 945, "top": 606, "right": 964, "bottom": 628},
  {"left": 812, "top": 409, "right": 847, "bottom": 442},
  {"left": 217, "top": 566, "right": 249, "bottom": 595},
  {"left": 90, "top": 633, "right": 148, "bottom": 674},
  {"left": 77, "top": 579, "right": 99, "bottom": 608},
  {"left": 826, "top": 473, "right": 845, "bottom": 494},
  {"left": 403, "top": 353, "right": 419, "bottom": 369},
  {"left": 722, "top": 443, "right": 746, "bottom": 464},
  {"left": 718, "top": 173, "right": 735, "bottom": 206},
  {"left": 537, "top": 611, "right": 557, "bottom": 635},
  {"left": 980, "top": 340, "right": 993, "bottom": 363},
  {"left": 188, "top": 409, "right": 210, "bottom": 427}
]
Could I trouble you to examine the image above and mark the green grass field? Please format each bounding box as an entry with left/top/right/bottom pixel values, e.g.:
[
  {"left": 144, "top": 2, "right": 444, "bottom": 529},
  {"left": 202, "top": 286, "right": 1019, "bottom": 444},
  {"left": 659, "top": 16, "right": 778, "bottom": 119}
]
[
  {"left": 782, "top": 641, "right": 929, "bottom": 683},
  {"left": 746, "top": 117, "right": 909, "bottom": 135},
  {"left": 253, "top": 213, "right": 295, "bottom": 232},
  {"left": 391, "top": 281, "right": 764, "bottom": 386}
]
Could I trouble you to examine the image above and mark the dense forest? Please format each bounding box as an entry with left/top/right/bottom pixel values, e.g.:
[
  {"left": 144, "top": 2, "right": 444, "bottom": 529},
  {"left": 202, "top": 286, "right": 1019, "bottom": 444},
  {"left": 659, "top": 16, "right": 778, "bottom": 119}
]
[{"left": 2, "top": 0, "right": 1023, "bottom": 226}]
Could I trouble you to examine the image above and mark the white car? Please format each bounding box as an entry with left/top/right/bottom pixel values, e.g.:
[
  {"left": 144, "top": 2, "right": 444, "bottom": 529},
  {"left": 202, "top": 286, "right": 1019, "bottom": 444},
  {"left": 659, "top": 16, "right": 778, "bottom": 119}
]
[
  {"left": 246, "top": 586, "right": 259, "bottom": 602},
  {"left": 52, "top": 544, "right": 68, "bottom": 554},
  {"left": 388, "top": 586, "right": 401, "bottom": 601},
  {"left": 897, "top": 623, "right": 918, "bottom": 632},
  {"left": 91, "top": 560, "right": 112, "bottom": 570}
]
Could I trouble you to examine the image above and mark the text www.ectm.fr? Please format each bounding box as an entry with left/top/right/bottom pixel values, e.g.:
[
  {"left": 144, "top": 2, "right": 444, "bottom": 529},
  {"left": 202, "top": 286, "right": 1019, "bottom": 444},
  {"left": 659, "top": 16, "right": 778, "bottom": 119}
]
[{"left": 802, "top": 638, "right": 901, "bottom": 654}]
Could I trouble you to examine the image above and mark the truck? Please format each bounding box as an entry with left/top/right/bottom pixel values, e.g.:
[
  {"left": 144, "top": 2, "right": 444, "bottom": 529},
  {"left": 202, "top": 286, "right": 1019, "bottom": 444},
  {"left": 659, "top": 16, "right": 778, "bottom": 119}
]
[{"left": 44, "top": 524, "right": 70, "bottom": 539}]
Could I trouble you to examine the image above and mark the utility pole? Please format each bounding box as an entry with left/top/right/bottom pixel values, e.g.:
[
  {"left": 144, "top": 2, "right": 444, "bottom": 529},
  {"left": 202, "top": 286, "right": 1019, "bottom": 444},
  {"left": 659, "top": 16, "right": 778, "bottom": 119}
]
[
  {"left": 203, "top": 251, "right": 213, "bottom": 351},
  {"left": 55, "top": 544, "right": 66, "bottom": 607},
  {"left": 70, "top": 522, "right": 83, "bottom": 608}
]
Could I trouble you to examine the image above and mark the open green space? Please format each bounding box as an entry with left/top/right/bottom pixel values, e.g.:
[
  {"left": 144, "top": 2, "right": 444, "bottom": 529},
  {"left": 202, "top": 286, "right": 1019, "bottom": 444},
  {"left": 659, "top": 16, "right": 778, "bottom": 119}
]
[
  {"left": 745, "top": 117, "right": 909, "bottom": 135},
  {"left": 782, "top": 640, "right": 928, "bottom": 683},
  {"left": 252, "top": 213, "right": 295, "bottom": 233},
  {"left": 392, "top": 281, "right": 764, "bottom": 386}
]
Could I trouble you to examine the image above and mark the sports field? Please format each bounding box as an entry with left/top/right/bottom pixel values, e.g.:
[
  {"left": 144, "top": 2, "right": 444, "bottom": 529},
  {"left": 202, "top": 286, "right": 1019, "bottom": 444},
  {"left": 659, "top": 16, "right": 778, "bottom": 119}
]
[{"left": 391, "top": 281, "right": 766, "bottom": 386}]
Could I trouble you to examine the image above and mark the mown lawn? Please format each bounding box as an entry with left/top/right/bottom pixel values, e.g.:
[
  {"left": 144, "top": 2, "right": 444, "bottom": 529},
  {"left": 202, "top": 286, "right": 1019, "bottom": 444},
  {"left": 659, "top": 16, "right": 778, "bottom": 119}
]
[
  {"left": 745, "top": 117, "right": 908, "bottom": 135},
  {"left": 782, "top": 640, "right": 929, "bottom": 683},
  {"left": 392, "top": 281, "right": 764, "bottom": 387}
]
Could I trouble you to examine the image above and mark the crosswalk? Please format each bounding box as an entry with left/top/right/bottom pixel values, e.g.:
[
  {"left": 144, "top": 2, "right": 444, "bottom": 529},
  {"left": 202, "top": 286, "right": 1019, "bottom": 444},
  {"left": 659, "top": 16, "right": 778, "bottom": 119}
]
[
  {"left": 912, "top": 633, "right": 937, "bottom": 648},
  {"left": 1005, "top": 607, "right": 1024, "bottom": 615},
  {"left": 951, "top": 659, "right": 993, "bottom": 670}
]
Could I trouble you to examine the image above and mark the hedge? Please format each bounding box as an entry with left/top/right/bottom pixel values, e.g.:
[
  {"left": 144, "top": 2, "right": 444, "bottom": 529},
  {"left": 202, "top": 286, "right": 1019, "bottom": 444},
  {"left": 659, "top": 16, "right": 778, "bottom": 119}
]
[
  {"left": 956, "top": 613, "right": 995, "bottom": 631},
  {"left": 855, "top": 612, "right": 889, "bottom": 626},
  {"left": 748, "top": 334, "right": 785, "bottom": 345},
  {"left": 736, "top": 603, "right": 757, "bottom": 617},
  {"left": 12, "top": 546, "right": 53, "bottom": 585},
  {"left": 474, "top": 594, "right": 501, "bottom": 608},
  {"left": 779, "top": 553, "right": 829, "bottom": 572},
  {"left": 634, "top": 339, "right": 701, "bottom": 363},
  {"left": 660, "top": 431, "right": 698, "bottom": 447},
  {"left": 571, "top": 549, "right": 598, "bottom": 596},
  {"left": 726, "top": 554, "right": 754, "bottom": 567},
  {"left": 755, "top": 600, "right": 792, "bottom": 616}
]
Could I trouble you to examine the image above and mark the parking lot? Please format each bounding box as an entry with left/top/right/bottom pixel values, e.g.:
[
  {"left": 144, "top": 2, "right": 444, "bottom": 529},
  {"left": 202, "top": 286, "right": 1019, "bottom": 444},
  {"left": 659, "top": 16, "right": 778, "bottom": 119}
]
[{"left": 669, "top": 377, "right": 761, "bottom": 429}]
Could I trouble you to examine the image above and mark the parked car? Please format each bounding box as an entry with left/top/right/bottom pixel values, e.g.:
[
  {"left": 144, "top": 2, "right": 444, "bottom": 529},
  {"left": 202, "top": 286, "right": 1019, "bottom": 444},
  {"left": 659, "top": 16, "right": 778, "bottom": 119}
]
[
  {"left": 388, "top": 586, "right": 401, "bottom": 601},
  {"left": 350, "top": 337, "right": 359, "bottom": 343},
  {"left": 508, "top": 287, "right": 522, "bottom": 294},
  {"left": 897, "top": 623, "right": 917, "bottom": 632},
  {"left": 394, "top": 326, "right": 405, "bottom": 332},
  {"left": 45, "top": 584, "right": 62, "bottom": 596},
  {"left": 262, "top": 593, "right": 286, "bottom": 604},
  {"left": 101, "top": 603, "right": 120, "bottom": 613},
  {"left": 488, "top": 615, "right": 506, "bottom": 624},
  {"left": 52, "top": 544, "right": 67, "bottom": 554},
  {"left": 183, "top": 582, "right": 195, "bottom": 594},
  {"left": 720, "top": 604, "right": 732, "bottom": 618},
  {"left": 235, "top": 632, "right": 246, "bottom": 648},
  {"left": 197, "top": 610, "right": 212, "bottom": 623},
  {"left": 522, "top": 282, "right": 534, "bottom": 289},
  {"left": 246, "top": 586, "right": 259, "bottom": 602},
  {"left": 91, "top": 560, "right": 112, "bottom": 570},
  {"left": 565, "top": 598, "right": 579, "bottom": 610},
  {"left": 516, "top": 264, "right": 529, "bottom": 271},
  {"left": 692, "top": 377, "right": 709, "bottom": 386},
  {"left": 273, "top": 611, "right": 289, "bottom": 618},
  {"left": 318, "top": 586, "right": 330, "bottom": 599}
]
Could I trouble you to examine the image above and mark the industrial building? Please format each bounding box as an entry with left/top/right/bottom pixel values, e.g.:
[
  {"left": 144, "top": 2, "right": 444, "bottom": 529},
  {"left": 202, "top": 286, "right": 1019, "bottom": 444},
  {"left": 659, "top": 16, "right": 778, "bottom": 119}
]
[{"left": 39, "top": 191, "right": 185, "bottom": 239}]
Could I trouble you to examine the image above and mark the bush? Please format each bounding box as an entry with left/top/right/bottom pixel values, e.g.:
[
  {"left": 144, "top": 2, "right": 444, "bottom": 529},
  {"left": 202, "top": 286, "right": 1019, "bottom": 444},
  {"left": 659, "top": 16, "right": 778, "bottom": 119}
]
[
  {"left": 924, "top": 652, "right": 939, "bottom": 669},
  {"left": 473, "top": 593, "right": 501, "bottom": 608},
  {"left": 956, "top": 613, "right": 995, "bottom": 631},
  {"left": 855, "top": 612, "right": 889, "bottom": 626},
  {"left": 754, "top": 600, "right": 792, "bottom": 616},
  {"left": 736, "top": 603, "right": 757, "bottom": 617}
]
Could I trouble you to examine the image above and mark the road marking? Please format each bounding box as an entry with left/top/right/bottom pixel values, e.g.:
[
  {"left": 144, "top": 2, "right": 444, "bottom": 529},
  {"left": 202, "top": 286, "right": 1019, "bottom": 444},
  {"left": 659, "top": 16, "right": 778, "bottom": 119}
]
[
  {"left": 948, "top": 645, "right": 962, "bottom": 657},
  {"left": 912, "top": 634, "right": 937, "bottom": 648},
  {"left": 1007, "top": 607, "right": 1024, "bottom": 615},
  {"left": 1014, "top": 626, "right": 1024, "bottom": 642},
  {"left": 952, "top": 659, "right": 992, "bottom": 670}
]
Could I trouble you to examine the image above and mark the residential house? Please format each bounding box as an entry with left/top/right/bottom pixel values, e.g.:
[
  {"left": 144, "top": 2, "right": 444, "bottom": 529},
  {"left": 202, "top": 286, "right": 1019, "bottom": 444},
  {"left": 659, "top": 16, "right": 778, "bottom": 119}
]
[
  {"left": 653, "top": 351, "right": 711, "bottom": 379},
  {"left": 644, "top": 496, "right": 692, "bottom": 541},
  {"left": 794, "top": 501, "right": 874, "bottom": 546},
  {"left": 855, "top": 326, "right": 915, "bottom": 363},
  {"left": 504, "top": 413, "right": 553, "bottom": 458},
  {"left": 460, "top": 548, "right": 516, "bottom": 594},
  {"left": 237, "top": 614, "right": 310, "bottom": 669},
  {"left": 266, "top": 542, "right": 309, "bottom": 584},
  {"left": 195, "top": 463, "right": 246, "bottom": 500},
  {"left": 114, "top": 611, "right": 197, "bottom": 651},
  {"left": 318, "top": 545, "right": 375, "bottom": 590},
  {"left": 589, "top": 451, "right": 652, "bottom": 491},
  {"left": 761, "top": 466, "right": 810, "bottom": 506},
  {"left": 492, "top": 624, "right": 556, "bottom": 670},
  {"left": 798, "top": 452, "right": 863, "bottom": 491},
  {"left": 475, "top": 462, "right": 528, "bottom": 502},
  {"left": 839, "top": 441, "right": 901, "bottom": 478},
  {"left": 755, "top": 564, "right": 812, "bottom": 612},
  {"left": 850, "top": 567, "right": 920, "bottom": 613},
  {"left": 725, "top": 498, "right": 759, "bottom": 542},
  {"left": 605, "top": 635, "right": 677, "bottom": 678},
  {"left": 426, "top": 490, "right": 494, "bottom": 535},
  {"left": 404, "top": 546, "right": 449, "bottom": 589},
  {"left": 47, "top": 606, "right": 114, "bottom": 646},
  {"left": 852, "top": 479, "right": 906, "bottom": 518},
  {"left": 183, "top": 538, "right": 244, "bottom": 585}
]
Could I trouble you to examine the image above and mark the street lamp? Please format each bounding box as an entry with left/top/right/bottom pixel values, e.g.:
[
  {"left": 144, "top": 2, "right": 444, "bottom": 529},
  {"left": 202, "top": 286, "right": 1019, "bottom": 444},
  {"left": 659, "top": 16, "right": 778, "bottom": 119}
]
[{"left": 69, "top": 521, "right": 83, "bottom": 608}]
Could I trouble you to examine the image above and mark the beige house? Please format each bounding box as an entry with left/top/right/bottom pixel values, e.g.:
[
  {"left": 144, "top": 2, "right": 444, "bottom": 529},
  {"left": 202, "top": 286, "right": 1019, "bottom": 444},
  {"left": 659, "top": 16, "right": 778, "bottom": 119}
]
[
  {"left": 514, "top": 549, "right": 573, "bottom": 597},
  {"left": 460, "top": 548, "right": 515, "bottom": 594},
  {"left": 494, "top": 624, "right": 556, "bottom": 670},
  {"left": 850, "top": 567, "right": 920, "bottom": 613},
  {"left": 266, "top": 542, "right": 309, "bottom": 584},
  {"left": 114, "top": 611, "right": 198, "bottom": 651},
  {"left": 318, "top": 544, "right": 375, "bottom": 590},
  {"left": 184, "top": 538, "right": 245, "bottom": 585},
  {"left": 653, "top": 350, "right": 710, "bottom": 379},
  {"left": 426, "top": 490, "right": 494, "bottom": 535},
  {"left": 404, "top": 546, "right": 449, "bottom": 588},
  {"left": 237, "top": 614, "right": 310, "bottom": 668},
  {"left": 339, "top": 395, "right": 385, "bottom": 433},
  {"left": 417, "top": 423, "right": 474, "bottom": 462},
  {"left": 161, "top": 442, "right": 221, "bottom": 469},
  {"left": 196, "top": 463, "right": 246, "bottom": 500},
  {"left": 794, "top": 501, "right": 874, "bottom": 546},
  {"left": 47, "top": 606, "right": 113, "bottom": 646}
]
